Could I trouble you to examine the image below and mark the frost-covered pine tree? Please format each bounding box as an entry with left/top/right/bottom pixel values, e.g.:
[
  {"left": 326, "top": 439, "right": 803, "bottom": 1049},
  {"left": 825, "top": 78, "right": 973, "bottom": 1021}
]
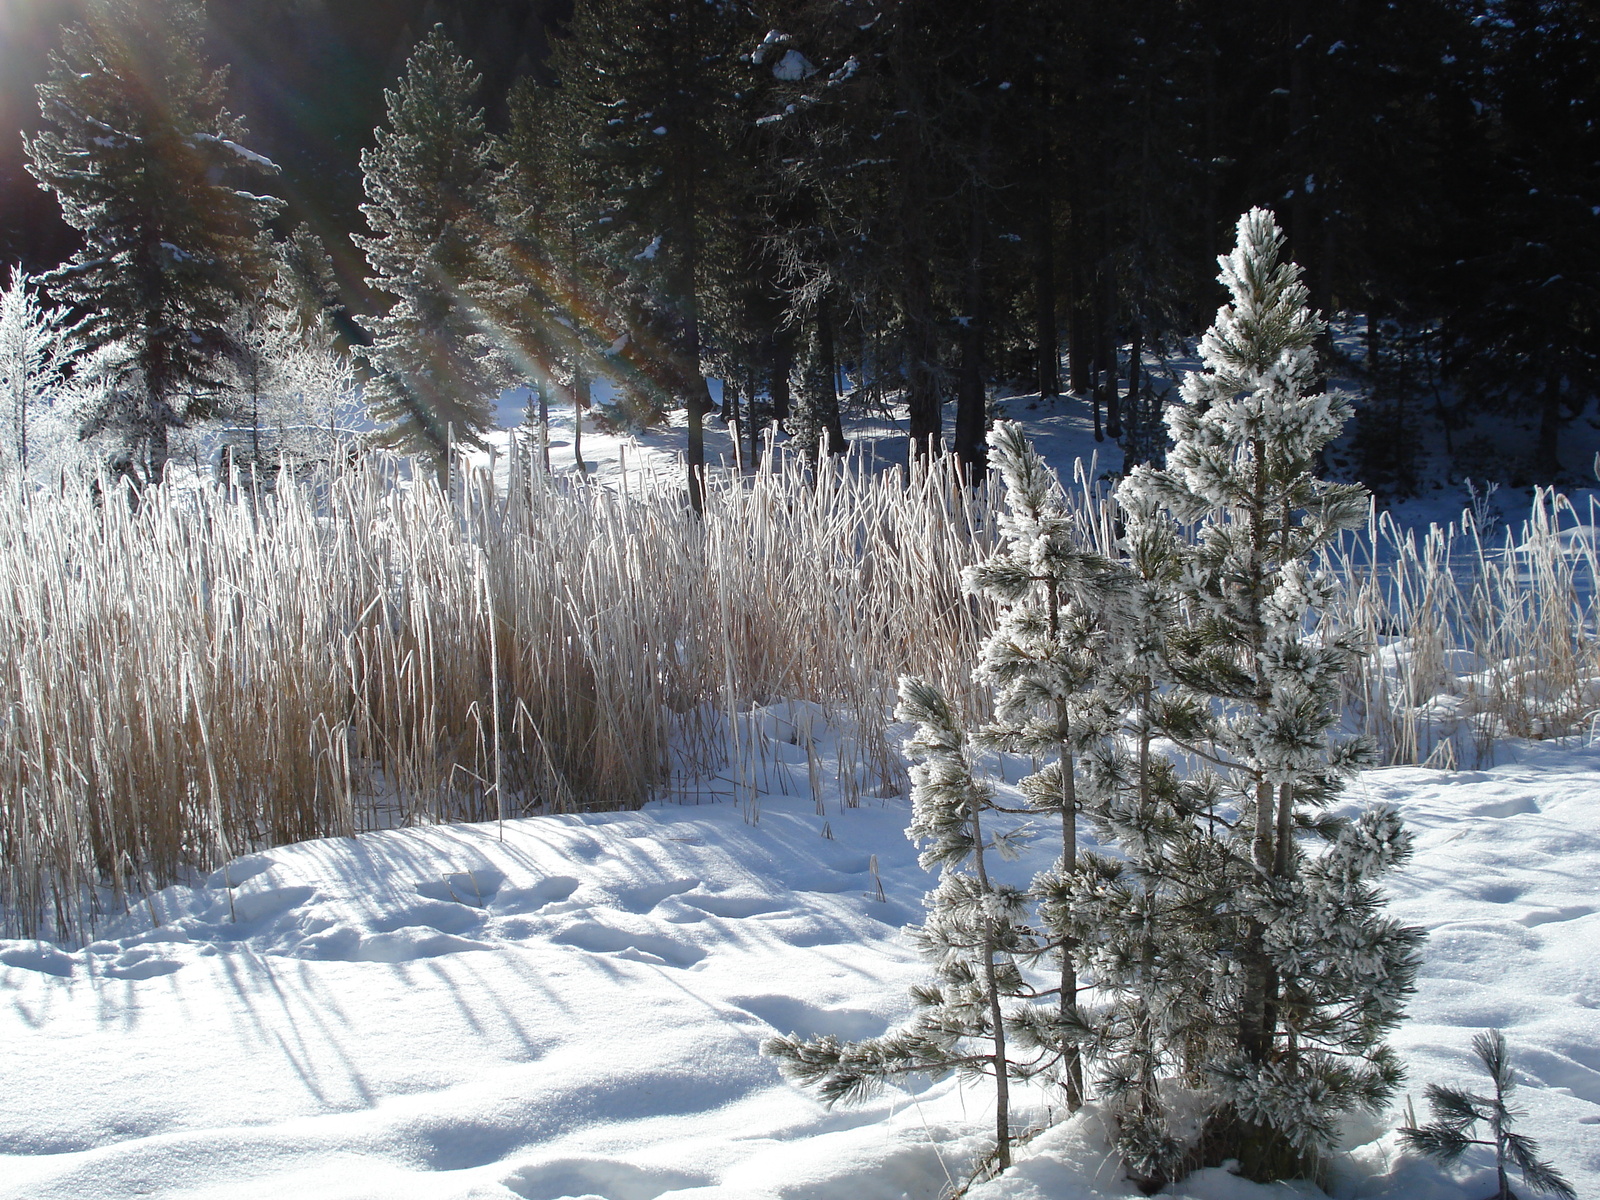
[
  {"left": 961, "top": 421, "right": 1123, "bottom": 1112},
  {"left": 0, "top": 268, "right": 80, "bottom": 484},
  {"left": 354, "top": 28, "right": 507, "bottom": 478},
  {"left": 1037, "top": 443, "right": 1219, "bottom": 1189},
  {"left": 26, "top": 0, "right": 282, "bottom": 482},
  {"left": 1117, "top": 208, "right": 1424, "bottom": 1179},
  {"left": 765, "top": 678, "right": 1037, "bottom": 1173}
]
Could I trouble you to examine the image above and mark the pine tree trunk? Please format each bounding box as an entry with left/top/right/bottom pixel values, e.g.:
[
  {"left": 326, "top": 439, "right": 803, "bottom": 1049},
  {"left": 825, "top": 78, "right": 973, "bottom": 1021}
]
[
  {"left": 905, "top": 260, "right": 942, "bottom": 460},
  {"left": 770, "top": 328, "right": 793, "bottom": 425},
  {"left": 1035, "top": 207, "right": 1060, "bottom": 399},
  {"left": 1241, "top": 433, "right": 1277, "bottom": 1066},
  {"left": 893, "top": 10, "right": 941, "bottom": 461},
  {"left": 1059, "top": 765, "right": 1083, "bottom": 1110},
  {"left": 1102, "top": 287, "right": 1122, "bottom": 442},
  {"left": 143, "top": 336, "right": 172, "bottom": 486},
  {"left": 956, "top": 72, "right": 991, "bottom": 481},
  {"left": 747, "top": 366, "right": 761, "bottom": 470},
  {"left": 1033, "top": 95, "right": 1060, "bottom": 399},
  {"left": 955, "top": 312, "right": 986, "bottom": 479},
  {"left": 686, "top": 355, "right": 707, "bottom": 512},
  {"left": 1069, "top": 299, "right": 1091, "bottom": 395},
  {"left": 538, "top": 381, "right": 551, "bottom": 473},
  {"left": 672, "top": 160, "right": 708, "bottom": 513},
  {"left": 1274, "top": 781, "right": 1295, "bottom": 877},
  {"left": 1126, "top": 321, "right": 1142, "bottom": 421},
  {"left": 726, "top": 376, "right": 743, "bottom": 472},
  {"left": 967, "top": 790, "right": 1012, "bottom": 1172},
  {"left": 1049, "top": 579, "right": 1083, "bottom": 1110},
  {"left": 573, "top": 369, "right": 588, "bottom": 474},
  {"left": 1067, "top": 196, "right": 1091, "bottom": 396},
  {"left": 147, "top": 420, "right": 170, "bottom": 488},
  {"left": 818, "top": 300, "right": 846, "bottom": 455},
  {"left": 1536, "top": 372, "right": 1565, "bottom": 476}
]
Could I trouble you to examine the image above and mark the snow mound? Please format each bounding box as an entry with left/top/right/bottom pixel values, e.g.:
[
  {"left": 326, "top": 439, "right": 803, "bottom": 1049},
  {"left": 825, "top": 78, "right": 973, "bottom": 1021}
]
[{"left": 3, "top": 736, "right": 1599, "bottom": 1199}]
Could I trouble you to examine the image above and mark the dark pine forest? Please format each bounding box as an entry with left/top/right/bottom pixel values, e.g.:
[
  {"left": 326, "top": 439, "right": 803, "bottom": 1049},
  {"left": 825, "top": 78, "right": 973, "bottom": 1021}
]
[{"left": 1, "top": 0, "right": 1595, "bottom": 482}]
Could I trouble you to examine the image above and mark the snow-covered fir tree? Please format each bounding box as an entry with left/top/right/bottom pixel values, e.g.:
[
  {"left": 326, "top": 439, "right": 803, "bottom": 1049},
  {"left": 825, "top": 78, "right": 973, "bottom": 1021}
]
[
  {"left": 0, "top": 268, "right": 80, "bottom": 485},
  {"left": 1115, "top": 208, "right": 1424, "bottom": 1180},
  {"left": 765, "top": 678, "right": 1038, "bottom": 1174},
  {"left": 25, "top": 0, "right": 282, "bottom": 483},
  {"left": 224, "top": 253, "right": 362, "bottom": 481},
  {"left": 354, "top": 27, "right": 507, "bottom": 478}
]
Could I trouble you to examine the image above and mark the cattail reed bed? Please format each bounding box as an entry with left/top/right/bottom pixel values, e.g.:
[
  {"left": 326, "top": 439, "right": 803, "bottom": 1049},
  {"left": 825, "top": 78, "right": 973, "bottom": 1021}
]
[
  {"left": 0, "top": 452, "right": 1000, "bottom": 940},
  {"left": 3, "top": 448, "right": 1597, "bottom": 941},
  {"left": 1328, "top": 488, "right": 1600, "bottom": 769}
]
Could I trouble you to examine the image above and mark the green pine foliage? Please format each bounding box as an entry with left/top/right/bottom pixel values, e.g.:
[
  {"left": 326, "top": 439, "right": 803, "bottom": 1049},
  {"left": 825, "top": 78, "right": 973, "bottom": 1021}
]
[
  {"left": 353, "top": 27, "right": 507, "bottom": 475},
  {"left": 765, "top": 677, "right": 1039, "bottom": 1175},
  {"left": 1115, "top": 209, "right": 1424, "bottom": 1180},
  {"left": 25, "top": 0, "right": 281, "bottom": 482},
  {"left": 1402, "top": 1030, "right": 1577, "bottom": 1200}
]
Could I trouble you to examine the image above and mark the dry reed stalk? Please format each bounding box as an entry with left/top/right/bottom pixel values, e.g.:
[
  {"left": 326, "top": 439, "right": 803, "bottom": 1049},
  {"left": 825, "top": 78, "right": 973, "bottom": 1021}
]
[
  {"left": 1325, "top": 490, "right": 1600, "bottom": 768},
  {"left": 8, "top": 441, "right": 1592, "bottom": 942},
  {"left": 0, "top": 449, "right": 996, "bottom": 939}
]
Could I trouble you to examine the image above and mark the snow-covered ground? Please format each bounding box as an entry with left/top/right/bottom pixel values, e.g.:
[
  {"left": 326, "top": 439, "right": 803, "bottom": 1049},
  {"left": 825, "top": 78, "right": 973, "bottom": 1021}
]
[
  {"left": 480, "top": 350, "right": 1600, "bottom": 542},
  {"left": 7, "top": 376, "right": 1600, "bottom": 1198},
  {"left": 3, "top": 701, "right": 1597, "bottom": 1200}
]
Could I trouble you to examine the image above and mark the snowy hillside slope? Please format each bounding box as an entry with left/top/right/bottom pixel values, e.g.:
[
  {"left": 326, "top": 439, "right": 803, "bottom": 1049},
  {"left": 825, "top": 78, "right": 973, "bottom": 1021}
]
[{"left": 3, "top": 706, "right": 1597, "bottom": 1200}]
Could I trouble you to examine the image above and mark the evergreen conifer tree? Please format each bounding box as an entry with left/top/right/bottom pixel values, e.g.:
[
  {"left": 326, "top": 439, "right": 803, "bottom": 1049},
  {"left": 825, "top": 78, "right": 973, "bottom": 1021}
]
[
  {"left": 0, "top": 268, "right": 79, "bottom": 482},
  {"left": 1027, "top": 425, "right": 1216, "bottom": 1189},
  {"left": 549, "top": 0, "right": 751, "bottom": 509},
  {"left": 25, "top": 0, "right": 282, "bottom": 483},
  {"left": 961, "top": 421, "right": 1124, "bottom": 1113},
  {"left": 1117, "top": 208, "right": 1423, "bottom": 1179},
  {"left": 1402, "top": 1030, "right": 1577, "bottom": 1200},
  {"left": 354, "top": 27, "right": 507, "bottom": 476},
  {"left": 765, "top": 678, "right": 1038, "bottom": 1174}
]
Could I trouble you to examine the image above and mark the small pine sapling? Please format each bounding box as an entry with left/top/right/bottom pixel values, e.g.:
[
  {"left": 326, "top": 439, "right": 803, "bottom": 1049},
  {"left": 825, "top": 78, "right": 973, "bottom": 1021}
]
[
  {"left": 1402, "top": 1030, "right": 1577, "bottom": 1200},
  {"left": 965, "top": 421, "right": 1123, "bottom": 1114},
  {"left": 764, "top": 678, "right": 1037, "bottom": 1174}
]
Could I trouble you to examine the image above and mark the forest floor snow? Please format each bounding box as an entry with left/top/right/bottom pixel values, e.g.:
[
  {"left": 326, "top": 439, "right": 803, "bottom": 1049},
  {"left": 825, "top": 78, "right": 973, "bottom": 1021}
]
[{"left": 3, "top": 709, "right": 1599, "bottom": 1200}]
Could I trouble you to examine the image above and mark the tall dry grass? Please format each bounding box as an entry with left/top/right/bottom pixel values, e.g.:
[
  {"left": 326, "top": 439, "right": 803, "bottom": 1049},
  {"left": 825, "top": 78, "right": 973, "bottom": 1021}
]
[
  {"left": 0, "top": 450, "right": 999, "bottom": 939},
  {"left": 1327, "top": 489, "right": 1600, "bottom": 769},
  {"left": 3, "top": 445, "right": 1596, "bottom": 941}
]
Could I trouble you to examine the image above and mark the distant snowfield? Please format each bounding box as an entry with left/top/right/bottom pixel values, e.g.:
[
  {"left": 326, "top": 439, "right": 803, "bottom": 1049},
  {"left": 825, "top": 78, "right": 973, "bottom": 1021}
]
[{"left": 3, "top": 701, "right": 1598, "bottom": 1200}]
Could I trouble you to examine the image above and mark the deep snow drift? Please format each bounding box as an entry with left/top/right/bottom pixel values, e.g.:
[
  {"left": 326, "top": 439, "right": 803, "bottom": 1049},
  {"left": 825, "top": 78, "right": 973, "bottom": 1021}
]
[{"left": 2, "top": 703, "right": 1597, "bottom": 1200}]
